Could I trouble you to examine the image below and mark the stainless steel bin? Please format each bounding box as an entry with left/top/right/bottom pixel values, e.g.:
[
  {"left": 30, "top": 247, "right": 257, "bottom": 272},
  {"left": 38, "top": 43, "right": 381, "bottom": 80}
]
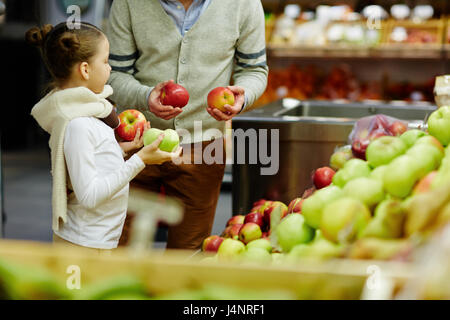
[{"left": 231, "top": 99, "right": 437, "bottom": 215}]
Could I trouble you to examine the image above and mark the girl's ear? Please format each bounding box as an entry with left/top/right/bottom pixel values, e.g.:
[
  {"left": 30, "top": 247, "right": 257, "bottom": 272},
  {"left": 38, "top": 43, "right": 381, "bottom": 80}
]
[{"left": 79, "top": 62, "right": 90, "bottom": 81}]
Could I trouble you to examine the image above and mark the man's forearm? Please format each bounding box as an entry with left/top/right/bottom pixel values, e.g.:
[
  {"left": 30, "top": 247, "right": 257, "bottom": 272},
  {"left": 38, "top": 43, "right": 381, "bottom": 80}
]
[{"left": 108, "top": 71, "right": 152, "bottom": 113}]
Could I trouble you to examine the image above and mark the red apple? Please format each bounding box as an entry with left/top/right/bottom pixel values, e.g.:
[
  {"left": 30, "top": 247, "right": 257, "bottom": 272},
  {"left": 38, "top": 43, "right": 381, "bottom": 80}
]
[
  {"left": 313, "top": 167, "right": 336, "bottom": 189},
  {"left": 263, "top": 201, "right": 288, "bottom": 227},
  {"left": 244, "top": 212, "right": 264, "bottom": 229},
  {"left": 115, "top": 109, "right": 147, "bottom": 141},
  {"left": 222, "top": 223, "right": 242, "bottom": 240},
  {"left": 238, "top": 223, "right": 262, "bottom": 244},
  {"left": 160, "top": 82, "right": 190, "bottom": 108},
  {"left": 413, "top": 171, "right": 438, "bottom": 194},
  {"left": 388, "top": 121, "right": 408, "bottom": 136},
  {"left": 202, "top": 235, "right": 224, "bottom": 253},
  {"left": 226, "top": 215, "right": 245, "bottom": 227},
  {"left": 261, "top": 231, "right": 269, "bottom": 239},
  {"left": 352, "top": 139, "right": 370, "bottom": 160},
  {"left": 207, "top": 87, "right": 235, "bottom": 112},
  {"left": 288, "top": 198, "right": 304, "bottom": 214},
  {"left": 252, "top": 199, "right": 267, "bottom": 208}
]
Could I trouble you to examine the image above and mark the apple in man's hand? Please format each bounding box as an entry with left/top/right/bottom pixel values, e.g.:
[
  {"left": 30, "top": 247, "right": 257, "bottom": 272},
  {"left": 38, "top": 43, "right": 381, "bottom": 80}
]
[
  {"left": 143, "top": 128, "right": 180, "bottom": 153},
  {"left": 160, "top": 82, "right": 190, "bottom": 108},
  {"left": 207, "top": 87, "right": 235, "bottom": 112},
  {"left": 116, "top": 109, "right": 147, "bottom": 141}
]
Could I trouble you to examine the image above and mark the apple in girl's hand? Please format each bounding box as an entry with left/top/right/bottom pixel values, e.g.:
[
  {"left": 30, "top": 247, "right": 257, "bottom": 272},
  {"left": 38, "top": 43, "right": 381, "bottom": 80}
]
[
  {"left": 238, "top": 223, "right": 262, "bottom": 244},
  {"left": 143, "top": 128, "right": 180, "bottom": 152},
  {"left": 366, "top": 136, "right": 407, "bottom": 168},
  {"left": 116, "top": 109, "right": 147, "bottom": 141},
  {"left": 207, "top": 87, "right": 235, "bottom": 112},
  {"left": 388, "top": 121, "right": 408, "bottom": 136},
  {"left": 312, "top": 167, "right": 336, "bottom": 189},
  {"left": 160, "top": 82, "right": 190, "bottom": 108},
  {"left": 244, "top": 212, "right": 264, "bottom": 229},
  {"left": 400, "top": 129, "right": 427, "bottom": 148},
  {"left": 427, "top": 106, "right": 450, "bottom": 146},
  {"left": 202, "top": 235, "right": 224, "bottom": 253},
  {"left": 227, "top": 215, "right": 245, "bottom": 226}
]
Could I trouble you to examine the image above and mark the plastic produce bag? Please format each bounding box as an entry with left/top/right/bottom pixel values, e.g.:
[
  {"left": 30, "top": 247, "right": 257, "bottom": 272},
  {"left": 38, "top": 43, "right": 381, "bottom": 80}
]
[{"left": 348, "top": 114, "right": 408, "bottom": 160}]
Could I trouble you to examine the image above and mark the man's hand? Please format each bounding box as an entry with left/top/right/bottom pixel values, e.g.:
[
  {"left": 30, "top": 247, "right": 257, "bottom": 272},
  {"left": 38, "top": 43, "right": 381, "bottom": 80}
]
[
  {"left": 206, "top": 86, "right": 245, "bottom": 121},
  {"left": 148, "top": 80, "right": 183, "bottom": 120}
]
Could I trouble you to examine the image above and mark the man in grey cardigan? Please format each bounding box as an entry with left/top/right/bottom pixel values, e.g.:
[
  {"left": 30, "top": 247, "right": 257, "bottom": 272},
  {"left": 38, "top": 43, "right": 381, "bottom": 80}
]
[{"left": 107, "top": 0, "right": 268, "bottom": 250}]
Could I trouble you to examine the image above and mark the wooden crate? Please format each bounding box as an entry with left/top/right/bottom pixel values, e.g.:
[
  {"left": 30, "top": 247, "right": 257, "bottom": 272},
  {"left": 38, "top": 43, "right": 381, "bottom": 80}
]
[{"left": 0, "top": 240, "right": 414, "bottom": 300}]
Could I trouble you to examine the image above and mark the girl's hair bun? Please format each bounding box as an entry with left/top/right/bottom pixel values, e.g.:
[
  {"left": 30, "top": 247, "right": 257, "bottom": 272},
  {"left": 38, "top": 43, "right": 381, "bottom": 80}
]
[
  {"left": 59, "top": 32, "right": 81, "bottom": 53},
  {"left": 25, "top": 24, "right": 53, "bottom": 48}
]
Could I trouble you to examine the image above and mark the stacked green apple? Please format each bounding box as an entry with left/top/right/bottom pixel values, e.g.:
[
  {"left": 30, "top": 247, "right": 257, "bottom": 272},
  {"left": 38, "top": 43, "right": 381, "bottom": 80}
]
[{"left": 200, "top": 109, "right": 450, "bottom": 264}]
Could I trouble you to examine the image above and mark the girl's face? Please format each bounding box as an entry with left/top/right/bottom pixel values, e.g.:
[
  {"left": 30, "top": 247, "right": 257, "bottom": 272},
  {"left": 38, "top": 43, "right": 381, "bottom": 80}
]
[{"left": 87, "top": 36, "right": 112, "bottom": 94}]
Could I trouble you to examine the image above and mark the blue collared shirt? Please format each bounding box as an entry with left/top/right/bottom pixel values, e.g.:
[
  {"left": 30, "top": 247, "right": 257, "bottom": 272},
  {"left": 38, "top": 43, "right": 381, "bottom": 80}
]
[{"left": 159, "top": 0, "right": 211, "bottom": 37}]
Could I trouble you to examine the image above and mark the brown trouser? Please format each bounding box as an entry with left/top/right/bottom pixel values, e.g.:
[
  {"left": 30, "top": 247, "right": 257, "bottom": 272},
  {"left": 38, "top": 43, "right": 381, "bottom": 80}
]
[{"left": 119, "top": 138, "right": 226, "bottom": 250}]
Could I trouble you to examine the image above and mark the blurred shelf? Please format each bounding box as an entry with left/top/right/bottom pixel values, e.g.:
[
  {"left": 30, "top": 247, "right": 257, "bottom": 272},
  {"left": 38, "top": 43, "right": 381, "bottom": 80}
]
[{"left": 267, "top": 45, "right": 448, "bottom": 60}]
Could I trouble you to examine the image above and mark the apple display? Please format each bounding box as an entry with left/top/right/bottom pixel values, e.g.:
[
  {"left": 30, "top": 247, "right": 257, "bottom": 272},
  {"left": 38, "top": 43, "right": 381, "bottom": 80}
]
[
  {"left": 238, "top": 223, "right": 262, "bottom": 244},
  {"left": 406, "top": 144, "right": 443, "bottom": 177},
  {"left": 366, "top": 136, "right": 407, "bottom": 168},
  {"left": 160, "top": 82, "right": 190, "bottom": 108},
  {"left": 275, "top": 214, "right": 314, "bottom": 253},
  {"left": 320, "top": 197, "right": 371, "bottom": 244},
  {"left": 312, "top": 167, "right": 336, "bottom": 189},
  {"left": 399, "top": 129, "right": 427, "bottom": 148},
  {"left": 240, "top": 247, "right": 272, "bottom": 264},
  {"left": 369, "top": 165, "right": 387, "bottom": 182},
  {"left": 221, "top": 223, "right": 242, "bottom": 240},
  {"left": 427, "top": 106, "right": 450, "bottom": 146},
  {"left": 143, "top": 128, "right": 180, "bottom": 153},
  {"left": 412, "top": 171, "right": 438, "bottom": 194},
  {"left": 263, "top": 201, "right": 288, "bottom": 227},
  {"left": 414, "top": 135, "right": 445, "bottom": 153},
  {"left": 343, "top": 177, "right": 385, "bottom": 209},
  {"left": 302, "top": 185, "right": 344, "bottom": 229},
  {"left": 207, "top": 87, "right": 235, "bottom": 112},
  {"left": 202, "top": 235, "right": 224, "bottom": 253},
  {"left": 116, "top": 109, "right": 147, "bottom": 141}
]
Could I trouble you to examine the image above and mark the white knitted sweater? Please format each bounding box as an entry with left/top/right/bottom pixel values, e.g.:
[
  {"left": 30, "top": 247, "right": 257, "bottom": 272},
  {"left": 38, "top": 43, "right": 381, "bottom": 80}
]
[{"left": 31, "top": 85, "right": 115, "bottom": 231}]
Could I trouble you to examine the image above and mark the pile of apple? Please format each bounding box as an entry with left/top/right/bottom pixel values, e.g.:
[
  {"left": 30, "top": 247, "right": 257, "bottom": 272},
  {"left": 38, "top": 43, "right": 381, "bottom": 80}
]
[{"left": 201, "top": 106, "right": 450, "bottom": 265}]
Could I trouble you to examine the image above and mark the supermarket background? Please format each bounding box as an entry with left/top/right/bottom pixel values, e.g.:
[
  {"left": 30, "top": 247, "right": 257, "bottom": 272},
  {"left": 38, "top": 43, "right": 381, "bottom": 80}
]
[{"left": 0, "top": 1, "right": 449, "bottom": 243}]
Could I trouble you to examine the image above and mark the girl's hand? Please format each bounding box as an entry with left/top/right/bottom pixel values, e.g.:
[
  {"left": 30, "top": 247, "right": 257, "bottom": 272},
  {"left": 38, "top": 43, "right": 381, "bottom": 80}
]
[
  {"left": 137, "top": 133, "right": 183, "bottom": 165},
  {"left": 119, "top": 122, "right": 151, "bottom": 154}
]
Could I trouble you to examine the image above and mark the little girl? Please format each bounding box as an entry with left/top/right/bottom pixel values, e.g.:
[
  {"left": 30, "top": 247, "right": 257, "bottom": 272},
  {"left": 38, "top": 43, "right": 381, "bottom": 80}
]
[{"left": 26, "top": 22, "right": 181, "bottom": 251}]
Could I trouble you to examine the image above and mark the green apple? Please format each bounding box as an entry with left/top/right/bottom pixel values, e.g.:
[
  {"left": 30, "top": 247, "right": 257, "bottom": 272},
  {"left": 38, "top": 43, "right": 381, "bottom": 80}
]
[
  {"left": 302, "top": 185, "right": 344, "bottom": 229},
  {"left": 217, "top": 239, "right": 246, "bottom": 261},
  {"left": 286, "top": 230, "right": 345, "bottom": 261},
  {"left": 275, "top": 214, "right": 314, "bottom": 253},
  {"left": 329, "top": 146, "right": 353, "bottom": 170},
  {"left": 370, "top": 165, "right": 387, "bottom": 182},
  {"left": 332, "top": 158, "right": 371, "bottom": 188},
  {"left": 240, "top": 247, "right": 272, "bottom": 265},
  {"left": 366, "top": 136, "right": 407, "bottom": 168},
  {"left": 383, "top": 155, "right": 422, "bottom": 198},
  {"left": 427, "top": 106, "right": 450, "bottom": 146},
  {"left": 343, "top": 177, "right": 385, "bottom": 208},
  {"left": 414, "top": 135, "right": 445, "bottom": 154},
  {"left": 246, "top": 238, "right": 272, "bottom": 253},
  {"left": 406, "top": 144, "right": 443, "bottom": 178},
  {"left": 360, "top": 199, "right": 405, "bottom": 239},
  {"left": 143, "top": 128, "right": 180, "bottom": 152},
  {"left": 320, "top": 197, "right": 371, "bottom": 244},
  {"left": 399, "top": 129, "right": 427, "bottom": 148},
  {"left": 271, "top": 252, "right": 285, "bottom": 265}
]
